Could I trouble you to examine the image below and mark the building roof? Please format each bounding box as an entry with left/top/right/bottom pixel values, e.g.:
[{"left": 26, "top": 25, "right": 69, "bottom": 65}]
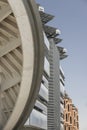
[
  {"left": 57, "top": 46, "right": 68, "bottom": 60},
  {"left": 44, "top": 25, "right": 60, "bottom": 38},
  {"left": 54, "top": 37, "right": 62, "bottom": 44},
  {"left": 40, "top": 11, "right": 54, "bottom": 24}
]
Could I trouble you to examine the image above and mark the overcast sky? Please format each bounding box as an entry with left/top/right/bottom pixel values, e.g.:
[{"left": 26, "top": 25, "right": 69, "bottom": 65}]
[{"left": 36, "top": 0, "right": 87, "bottom": 130}]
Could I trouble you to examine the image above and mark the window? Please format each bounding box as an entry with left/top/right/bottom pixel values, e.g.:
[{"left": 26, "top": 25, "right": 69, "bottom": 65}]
[
  {"left": 74, "top": 112, "right": 75, "bottom": 117},
  {"left": 60, "top": 104, "right": 64, "bottom": 114},
  {"left": 60, "top": 124, "right": 64, "bottom": 130},
  {"left": 68, "top": 104, "right": 70, "bottom": 111},
  {"left": 44, "top": 57, "right": 50, "bottom": 76},
  {"left": 60, "top": 75, "right": 65, "bottom": 86},
  {"left": 74, "top": 120, "right": 75, "bottom": 126},
  {"left": 60, "top": 66, "right": 65, "bottom": 81},
  {"left": 60, "top": 97, "right": 64, "bottom": 105},
  {"left": 61, "top": 113, "right": 64, "bottom": 119},
  {"left": 66, "top": 114, "right": 68, "bottom": 122},
  {"left": 69, "top": 127, "right": 70, "bottom": 130},
  {"left": 70, "top": 117, "right": 72, "bottom": 124},
  {"left": 29, "top": 109, "right": 47, "bottom": 129},
  {"left": 42, "top": 76, "right": 49, "bottom": 88},
  {"left": 34, "top": 106, "right": 43, "bottom": 113},
  {"left": 35, "top": 100, "right": 47, "bottom": 114},
  {"left": 64, "top": 101, "right": 65, "bottom": 108},
  {"left": 39, "top": 83, "right": 48, "bottom": 102},
  {"left": 60, "top": 74, "right": 64, "bottom": 82},
  {"left": 64, "top": 126, "right": 66, "bottom": 130},
  {"left": 60, "top": 82, "right": 65, "bottom": 97},
  {"left": 77, "top": 123, "right": 79, "bottom": 128},
  {"left": 43, "top": 32, "right": 50, "bottom": 50}
]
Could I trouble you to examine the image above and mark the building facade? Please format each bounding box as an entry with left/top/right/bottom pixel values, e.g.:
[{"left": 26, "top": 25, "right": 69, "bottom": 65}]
[
  {"left": 64, "top": 94, "right": 79, "bottom": 130},
  {"left": 0, "top": 0, "right": 68, "bottom": 129},
  {"left": 24, "top": 4, "right": 67, "bottom": 130}
]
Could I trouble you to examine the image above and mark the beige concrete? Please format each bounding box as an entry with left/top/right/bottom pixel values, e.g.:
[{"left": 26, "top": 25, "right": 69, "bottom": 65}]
[{"left": 0, "top": 0, "right": 44, "bottom": 130}]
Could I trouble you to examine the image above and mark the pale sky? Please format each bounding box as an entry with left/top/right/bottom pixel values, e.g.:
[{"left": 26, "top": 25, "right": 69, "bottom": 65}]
[{"left": 36, "top": 0, "right": 87, "bottom": 130}]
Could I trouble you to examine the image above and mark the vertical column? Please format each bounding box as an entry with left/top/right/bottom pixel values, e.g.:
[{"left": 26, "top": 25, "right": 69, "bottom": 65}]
[{"left": 48, "top": 39, "right": 60, "bottom": 130}]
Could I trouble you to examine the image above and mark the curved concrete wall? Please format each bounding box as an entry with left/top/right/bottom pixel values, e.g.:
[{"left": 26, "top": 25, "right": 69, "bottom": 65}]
[{"left": 0, "top": 0, "right": 44, "bottom": 130}]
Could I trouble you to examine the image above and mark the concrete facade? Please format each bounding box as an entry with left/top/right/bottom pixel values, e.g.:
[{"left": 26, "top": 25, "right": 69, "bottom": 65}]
[
  {"left": 25, "top": 4, "right": 67, "bottom": 130},
  {"left": 0, "top": 0, "right": 68, "bottom": 130},
  {"left": 0, "top": 0, "right": 44, "bottom": 130}
]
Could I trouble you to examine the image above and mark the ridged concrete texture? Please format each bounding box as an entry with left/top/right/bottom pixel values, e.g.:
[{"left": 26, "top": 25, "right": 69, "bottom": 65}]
[{"left": 0, "top": 0, "right": 44, "bottom": 130}]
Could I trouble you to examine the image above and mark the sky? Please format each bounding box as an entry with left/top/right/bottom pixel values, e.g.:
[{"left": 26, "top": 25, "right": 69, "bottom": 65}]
[{"left": 36, "top": 0, "right": 87, "bottom": 130}]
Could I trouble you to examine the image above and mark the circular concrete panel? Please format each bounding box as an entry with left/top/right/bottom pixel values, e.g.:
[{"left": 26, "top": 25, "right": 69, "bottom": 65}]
[{"left": 0, "top": 0, "right": 44, "bottom": 130}]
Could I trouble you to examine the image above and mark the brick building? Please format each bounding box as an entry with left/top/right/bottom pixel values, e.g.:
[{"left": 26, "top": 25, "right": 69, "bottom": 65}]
[{"left": 64, "top": 94, "right": 79, "bottom": 130}]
